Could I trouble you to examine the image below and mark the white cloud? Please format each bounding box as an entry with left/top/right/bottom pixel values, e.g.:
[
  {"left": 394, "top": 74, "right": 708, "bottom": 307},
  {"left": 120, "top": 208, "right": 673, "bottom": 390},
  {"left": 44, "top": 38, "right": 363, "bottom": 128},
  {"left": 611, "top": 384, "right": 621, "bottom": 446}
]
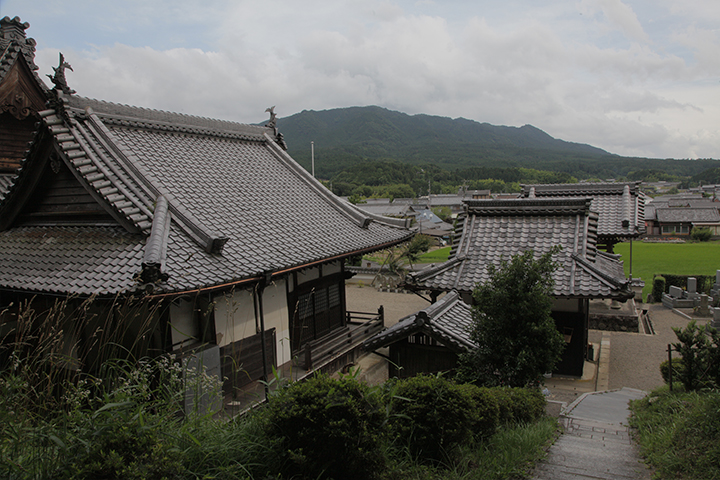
[{"left": 9, "top": 0, "right": 720, "bottom": 160}]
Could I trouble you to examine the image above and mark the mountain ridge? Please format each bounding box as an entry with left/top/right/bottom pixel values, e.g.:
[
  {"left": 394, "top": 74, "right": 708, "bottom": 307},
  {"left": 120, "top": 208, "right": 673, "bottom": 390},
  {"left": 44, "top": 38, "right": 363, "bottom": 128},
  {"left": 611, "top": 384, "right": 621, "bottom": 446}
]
[{"left": 271, "top": 105, "right": 718, "bottom": 181}]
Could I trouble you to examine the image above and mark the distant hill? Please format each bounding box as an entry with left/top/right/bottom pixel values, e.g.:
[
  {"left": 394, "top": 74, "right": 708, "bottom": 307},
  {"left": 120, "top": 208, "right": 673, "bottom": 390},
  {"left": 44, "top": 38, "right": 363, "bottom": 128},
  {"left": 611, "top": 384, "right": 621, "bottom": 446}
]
[{"left": 273, "top": 106, "right": 719, "bottom": 180}]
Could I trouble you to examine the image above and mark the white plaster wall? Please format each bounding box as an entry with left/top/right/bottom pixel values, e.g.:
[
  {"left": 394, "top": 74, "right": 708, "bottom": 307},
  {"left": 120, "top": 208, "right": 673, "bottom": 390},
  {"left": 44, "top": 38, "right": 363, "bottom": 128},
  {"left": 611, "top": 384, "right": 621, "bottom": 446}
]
[
  {"left": 213, "top": 289, "right": 255, "bottom": 348},
  {"left": 261, "top": 280, "right": 292, "bottom": 367},
  {"left": 323, "top": 260, "right": 341, "bottom": 276},
  {"left": 552, "top": 298, "right": 582, "bottom": 312},
  {"left": 170, "top": 298, "right": 199, "bottom": 346},
  {"left": 296, "top": 266, "right": 320, "bottom": 285},
  {"left": 212, "top": 280, "right": 292, "bottom": 369}
]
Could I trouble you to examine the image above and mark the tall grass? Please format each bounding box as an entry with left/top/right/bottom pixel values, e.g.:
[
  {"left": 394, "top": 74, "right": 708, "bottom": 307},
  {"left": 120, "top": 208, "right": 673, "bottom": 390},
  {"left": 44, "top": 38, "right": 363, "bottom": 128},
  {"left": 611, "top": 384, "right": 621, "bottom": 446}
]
[
  {"left": 0, "top": 297, "right": 558, "bottom": 480},
  {"left": 630, "top": 388, "right": 720, "bottom": 479}
]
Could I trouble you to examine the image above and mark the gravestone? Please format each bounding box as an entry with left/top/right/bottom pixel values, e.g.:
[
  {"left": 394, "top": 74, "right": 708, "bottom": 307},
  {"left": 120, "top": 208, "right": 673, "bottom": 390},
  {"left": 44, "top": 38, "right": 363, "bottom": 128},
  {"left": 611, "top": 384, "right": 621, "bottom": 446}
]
[
  {"left": 697, "top": 294, "right": 711, "bottom": 317},
  {"left": 687, "top": 277, "right": 699, "bottom": 300},
  {"left": 669, "top": 286, "right": 684, "bottom": 298},
  {"left": 712, "top": 307, "right": 720, "bottom": 329}
]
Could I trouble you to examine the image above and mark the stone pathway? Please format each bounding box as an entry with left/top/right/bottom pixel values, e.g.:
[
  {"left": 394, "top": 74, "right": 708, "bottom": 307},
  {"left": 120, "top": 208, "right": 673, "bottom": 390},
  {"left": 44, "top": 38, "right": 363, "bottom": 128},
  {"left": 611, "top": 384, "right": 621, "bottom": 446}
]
[{"left": 532, "top": 388, "right": 652, "bottom": 480}]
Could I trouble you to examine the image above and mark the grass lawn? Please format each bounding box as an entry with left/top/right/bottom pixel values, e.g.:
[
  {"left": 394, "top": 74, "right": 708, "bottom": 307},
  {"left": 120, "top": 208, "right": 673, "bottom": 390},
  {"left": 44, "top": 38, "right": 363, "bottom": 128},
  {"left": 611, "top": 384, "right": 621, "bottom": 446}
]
[
  {"left": 417, "top": 246, "right": 451, "bottom": 263},
  {"left": 614, "top": 240, "right": 720, "bottom": 300}
]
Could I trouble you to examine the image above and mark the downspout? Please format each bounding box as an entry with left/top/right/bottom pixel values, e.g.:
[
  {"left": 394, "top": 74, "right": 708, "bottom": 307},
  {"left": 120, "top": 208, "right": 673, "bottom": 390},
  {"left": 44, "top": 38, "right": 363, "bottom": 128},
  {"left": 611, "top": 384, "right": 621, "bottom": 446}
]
[{"left": 254, "top": 272, "right": 273, "bottom": 401}]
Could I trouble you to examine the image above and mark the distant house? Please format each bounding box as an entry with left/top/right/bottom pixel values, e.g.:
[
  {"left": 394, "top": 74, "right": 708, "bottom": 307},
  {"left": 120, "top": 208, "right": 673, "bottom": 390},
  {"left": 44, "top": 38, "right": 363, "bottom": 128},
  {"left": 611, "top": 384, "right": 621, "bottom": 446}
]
[
  {"left": 520, "top": 182, "right": 645, "bottom": 252},
  {"left": 0, "top": 17, "right": 412, "bottom": 402},
  {"left": 655, "top": 208, "right": 720, "bottom": 236},
  {"left": 399, "top": 198, "right": 632, "bottom": 377}
]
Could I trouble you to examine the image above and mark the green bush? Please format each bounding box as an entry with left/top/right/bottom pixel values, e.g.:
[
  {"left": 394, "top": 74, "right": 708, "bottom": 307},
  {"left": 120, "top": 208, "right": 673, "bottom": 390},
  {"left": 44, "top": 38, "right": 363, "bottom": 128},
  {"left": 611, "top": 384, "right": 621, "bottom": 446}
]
[
  {"left": 262, "top": 374, "right": 386, "bottom": 480},
  {"left": 660, "top": 357, "right": 685, "bottom": 385},
  {"left": 386, "top": 375, "right": 477, "bottom": 461},
  {"left": 486, "top": 387, "right": 547, "bottom": 425},
  {"left": 652, "top": 275, "right": 666, "bottom": 302},
  {"left": 457, "top": 384, "right": 500, "bottom": 439},
  {"left": 656, "top": 274, "right": 714, "bottom": 296},
  {"left": 691, "top": 227, "right": 713, "bottom": 242},
  {"left": 671, "top": 321, "right": 720, "bottom": 391},
  {"left": 64, "top": 419, "right": 186, "bottom": 480}
]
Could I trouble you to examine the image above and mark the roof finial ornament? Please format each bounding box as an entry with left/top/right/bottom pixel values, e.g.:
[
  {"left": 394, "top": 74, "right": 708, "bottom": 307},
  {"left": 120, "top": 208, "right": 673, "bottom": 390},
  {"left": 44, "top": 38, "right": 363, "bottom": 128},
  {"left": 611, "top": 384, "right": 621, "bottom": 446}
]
[
  {"left": 47, "top": 52, "right": 76, "bottom": 95},
  {"left": 265, "top": 105, "right": 277, "bottom": 129}
]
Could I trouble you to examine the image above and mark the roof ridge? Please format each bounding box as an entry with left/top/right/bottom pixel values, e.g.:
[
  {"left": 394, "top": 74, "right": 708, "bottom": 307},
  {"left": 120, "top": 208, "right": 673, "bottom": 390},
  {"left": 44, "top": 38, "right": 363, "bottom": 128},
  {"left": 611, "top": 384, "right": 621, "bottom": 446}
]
[{"left": 66, "top": 95, "right": 274, "bottom": 139}]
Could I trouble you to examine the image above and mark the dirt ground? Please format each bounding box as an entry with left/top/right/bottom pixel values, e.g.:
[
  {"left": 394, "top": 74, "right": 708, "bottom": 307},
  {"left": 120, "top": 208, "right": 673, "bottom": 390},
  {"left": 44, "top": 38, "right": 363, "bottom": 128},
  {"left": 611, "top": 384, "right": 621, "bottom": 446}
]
[{"left": 345, "top": 284, "right": 431, "bottom": 326}]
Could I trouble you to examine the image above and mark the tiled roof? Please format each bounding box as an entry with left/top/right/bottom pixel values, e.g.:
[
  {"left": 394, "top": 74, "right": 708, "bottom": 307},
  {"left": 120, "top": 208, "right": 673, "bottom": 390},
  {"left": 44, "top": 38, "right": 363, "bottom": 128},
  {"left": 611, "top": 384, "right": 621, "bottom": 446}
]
[
  {"left": 407, "top": 198, "right": 632, "bottom": 300},
  {"left": 357, "top": 203, "right": 412, "bottom": 217},
  {"left": 667, "top": 199, "right": 717, "bottom": 208},
  {"left": 0, "top": 174, "right": 14, "bottom": 201},
  {"left": 363, "top": 290, "right": 476, "bottom": 352},
  {"left": 0, "top": 94, "right": 412, "bottom": 296},
  {"left": 0, "top": 226, "right": 144, "bottom": 295},
  {"left": 0, "top": 16, "right": 48, "bottom": 93},
  {"left": 656, "top": 207, "right": 720, "bottom": 223},
  {"left": 521, "top": 182, "right": 644, "bottom": 238}
]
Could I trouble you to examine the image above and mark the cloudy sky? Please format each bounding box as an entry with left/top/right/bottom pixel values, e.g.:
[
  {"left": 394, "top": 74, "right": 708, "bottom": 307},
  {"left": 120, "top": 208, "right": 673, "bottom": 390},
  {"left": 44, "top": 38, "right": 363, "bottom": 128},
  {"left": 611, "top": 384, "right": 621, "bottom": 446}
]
[{"left": 2, "top": 0, "right": 718, "bottom": 159}]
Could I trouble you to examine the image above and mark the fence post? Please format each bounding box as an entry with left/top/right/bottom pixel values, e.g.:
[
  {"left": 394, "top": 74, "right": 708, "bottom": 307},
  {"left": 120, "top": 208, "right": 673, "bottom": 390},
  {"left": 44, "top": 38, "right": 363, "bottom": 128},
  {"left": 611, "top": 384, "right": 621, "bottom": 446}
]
[
  {"left": 305, "top": 343, "right": 313, "bottom": 372},
  {"left": 668, "top": 343, "right": 673, "bottom": 392}
]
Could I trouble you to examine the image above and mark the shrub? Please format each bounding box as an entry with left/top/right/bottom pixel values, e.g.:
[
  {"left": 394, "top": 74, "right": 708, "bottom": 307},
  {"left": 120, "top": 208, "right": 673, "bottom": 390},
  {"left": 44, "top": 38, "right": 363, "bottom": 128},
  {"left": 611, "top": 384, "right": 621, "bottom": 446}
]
[
  {"left": 486, "top": 387, "right": 547, "bottom": 425},
  {"left": 262, "top": 374, "right": 386, "bottom": 480},
  {"left": 660, "top": 357, "right": 685, "bottom": 385},
  {"left": 652, "top": 275, "right": 666, "bottom": 303},
  {"left": 457, "top": 384, "right": 500, "bottom": 439},
  {"left": 691, "top": 227, "right": 713, "bottom": 242},
  {"left": 458, "top": 249, "right": 565, "bottom": 387},
  {"left": 671, "top": 320, "right": 720, "bottom": 391},
  {"left": 386, "top": 375, "right": 477, "bottom": 461}
]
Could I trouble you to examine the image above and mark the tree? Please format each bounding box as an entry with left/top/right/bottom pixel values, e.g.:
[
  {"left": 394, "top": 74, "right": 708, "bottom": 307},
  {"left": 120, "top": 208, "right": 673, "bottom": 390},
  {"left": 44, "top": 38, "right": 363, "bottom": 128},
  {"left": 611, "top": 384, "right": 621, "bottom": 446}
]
[{"left": 456, "top": 248, "right": 565, "bottom": 387}]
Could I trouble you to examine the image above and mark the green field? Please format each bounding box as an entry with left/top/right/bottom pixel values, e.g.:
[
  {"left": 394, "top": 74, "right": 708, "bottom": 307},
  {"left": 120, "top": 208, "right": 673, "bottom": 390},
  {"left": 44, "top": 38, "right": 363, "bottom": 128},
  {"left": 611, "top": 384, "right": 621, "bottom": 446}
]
[
  {"left": 416, "top": 246, "right": 451, "bottom": 263},
  {"left": 614, "top": 241, "right": 720, "bottom": 300}
]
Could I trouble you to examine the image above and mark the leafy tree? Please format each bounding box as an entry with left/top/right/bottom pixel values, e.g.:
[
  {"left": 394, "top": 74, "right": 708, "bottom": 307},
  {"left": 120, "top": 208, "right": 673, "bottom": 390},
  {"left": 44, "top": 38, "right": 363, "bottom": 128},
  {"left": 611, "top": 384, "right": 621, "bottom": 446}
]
[
  {"left": 431, "top": 206, "right": 452, "bottom": 222},
  {"left": 456, "top": 248, "right": 565, "bottom": 387}
]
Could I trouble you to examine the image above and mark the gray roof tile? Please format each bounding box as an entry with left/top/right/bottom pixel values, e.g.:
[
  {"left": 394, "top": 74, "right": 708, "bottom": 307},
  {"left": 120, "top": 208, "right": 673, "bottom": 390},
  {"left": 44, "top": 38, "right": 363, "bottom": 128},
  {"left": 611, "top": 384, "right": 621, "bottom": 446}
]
[
  {"left": 656, "top": 207, "right": 720, "bottom": 223},
  {"left": 409, "top": 198, "right": 631, "bottom": 300},
  {"left": 521, "top": 182, "right": 645, "bottom": 238},
  {"left": 364, "top": 290, "right": 475, "bottom": 352},
  {"left": 0, "top": 98, "right": 411, "bottom": 295}
]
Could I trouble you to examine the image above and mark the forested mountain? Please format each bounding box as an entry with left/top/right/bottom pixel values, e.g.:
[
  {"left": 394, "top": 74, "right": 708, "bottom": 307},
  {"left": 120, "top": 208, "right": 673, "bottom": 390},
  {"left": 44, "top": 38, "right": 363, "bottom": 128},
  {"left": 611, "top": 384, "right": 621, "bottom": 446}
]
[{"left": 270, "top": 106, "right": 719, "bottom": 196}]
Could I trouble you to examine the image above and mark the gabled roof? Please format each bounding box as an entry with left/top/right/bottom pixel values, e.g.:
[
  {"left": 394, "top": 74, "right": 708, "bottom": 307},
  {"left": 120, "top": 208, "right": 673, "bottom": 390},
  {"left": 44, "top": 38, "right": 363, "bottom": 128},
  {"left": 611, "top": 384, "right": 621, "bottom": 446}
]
[
  {"left": 363, "top": 290, "right": 476, "bottom": 352},
  {"left": 407, "top": 198, "right": 632, "bottom": 300},
  {"left": 520, "top": 182, "right": 645, "bottom": 239},
  {"left": 656, "top": 207, "right": 720, "bottom": 223},
  {"left": 0, "top": 16, "right": 47, "bottom": 93},
  {"left": 0, "top": 90, "right": 412, "bottom": 296}
]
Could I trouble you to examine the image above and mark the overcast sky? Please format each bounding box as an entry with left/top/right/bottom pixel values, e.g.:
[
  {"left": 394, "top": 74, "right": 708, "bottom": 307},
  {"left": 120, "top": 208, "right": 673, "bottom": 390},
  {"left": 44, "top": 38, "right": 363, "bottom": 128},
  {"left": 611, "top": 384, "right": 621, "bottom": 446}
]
[{"left": 2, "top": 0, "right": 718, "bottom": 159}]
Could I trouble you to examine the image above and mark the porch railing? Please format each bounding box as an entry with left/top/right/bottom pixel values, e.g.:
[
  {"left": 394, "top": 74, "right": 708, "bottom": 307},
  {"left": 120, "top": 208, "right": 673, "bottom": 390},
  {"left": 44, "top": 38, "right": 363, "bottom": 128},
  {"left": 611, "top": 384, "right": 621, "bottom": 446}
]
[{"left": 302, "top": 306, "right": 384, "bottom": 372}]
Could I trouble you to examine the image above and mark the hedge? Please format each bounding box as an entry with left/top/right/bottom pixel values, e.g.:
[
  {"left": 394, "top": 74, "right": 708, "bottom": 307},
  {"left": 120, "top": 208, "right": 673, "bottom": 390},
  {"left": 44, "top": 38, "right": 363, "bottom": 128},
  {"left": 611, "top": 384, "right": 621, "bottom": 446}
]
[{"left": 653, "top": 274, "right": 715, "bottom": 295}]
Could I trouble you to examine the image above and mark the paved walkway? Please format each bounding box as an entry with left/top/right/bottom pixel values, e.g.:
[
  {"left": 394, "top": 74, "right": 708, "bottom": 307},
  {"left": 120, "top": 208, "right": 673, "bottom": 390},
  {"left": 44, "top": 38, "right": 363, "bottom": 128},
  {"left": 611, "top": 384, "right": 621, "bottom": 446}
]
[
  {"left": 532, "top": 302, "right": 709, "bottom": 480},
  {"left": 533, "top": 388, "right": 651, "bottom": 479}
]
